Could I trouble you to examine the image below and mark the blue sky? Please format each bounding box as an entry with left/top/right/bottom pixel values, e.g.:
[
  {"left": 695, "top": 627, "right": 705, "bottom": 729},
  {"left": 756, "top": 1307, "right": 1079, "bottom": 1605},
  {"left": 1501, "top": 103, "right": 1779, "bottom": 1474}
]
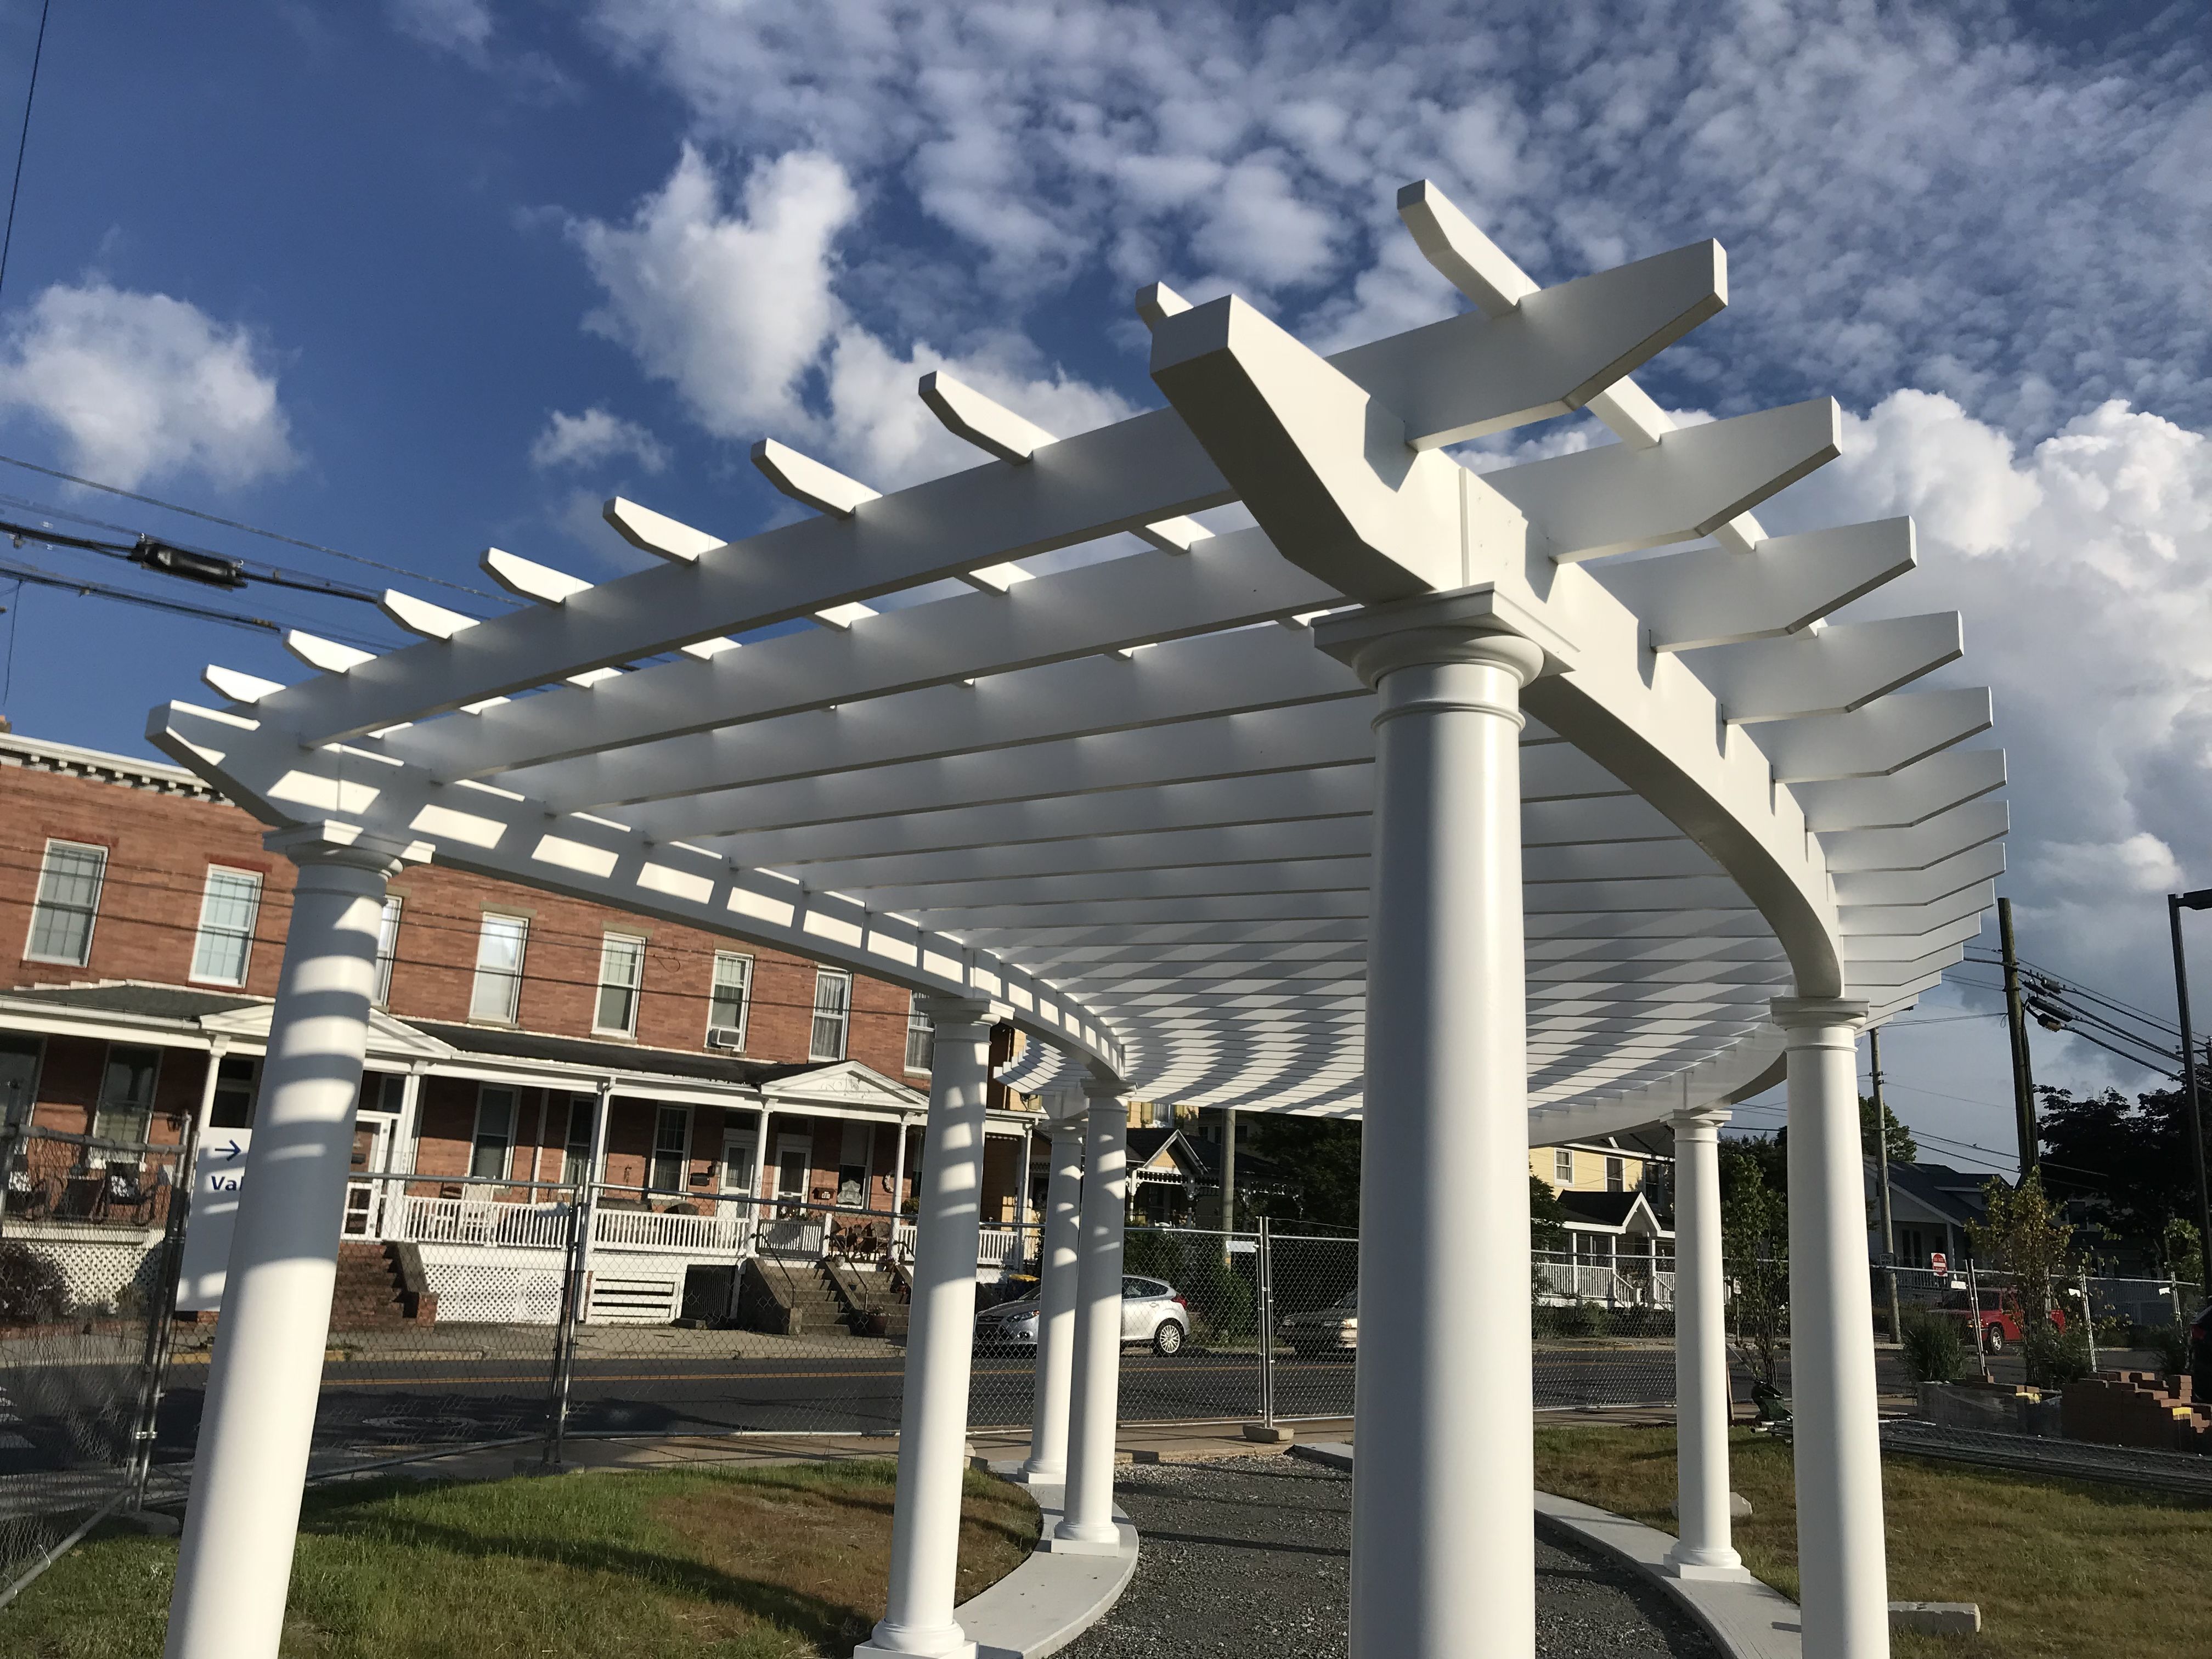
[{"left": 2, "top": 1, "right": 2209, "bottom": 1166}]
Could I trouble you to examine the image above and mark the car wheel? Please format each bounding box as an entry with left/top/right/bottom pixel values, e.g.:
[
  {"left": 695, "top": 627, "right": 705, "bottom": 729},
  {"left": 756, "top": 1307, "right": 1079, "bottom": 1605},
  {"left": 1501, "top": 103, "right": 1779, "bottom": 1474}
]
[
  {"left": 1983, "top": 1327, "right": 2005, "bottom": 1354},
  {"left": 1152, "top": 1319, "right": 1186, "bottom": 1357}
]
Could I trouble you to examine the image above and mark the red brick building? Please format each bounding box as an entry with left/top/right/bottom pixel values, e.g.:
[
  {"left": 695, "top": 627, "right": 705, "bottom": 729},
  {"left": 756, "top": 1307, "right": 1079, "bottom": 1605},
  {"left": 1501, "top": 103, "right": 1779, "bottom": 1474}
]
[{"left": 0, "top": 731, "right": 1041, "bottom": 1322}]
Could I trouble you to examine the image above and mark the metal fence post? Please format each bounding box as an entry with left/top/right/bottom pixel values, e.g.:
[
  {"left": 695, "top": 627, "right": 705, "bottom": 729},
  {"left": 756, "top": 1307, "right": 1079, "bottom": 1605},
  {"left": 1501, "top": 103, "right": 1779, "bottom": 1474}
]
[
  {"left": 126, "top": 1124, "right": 199, "bottom": 1508},
  {"left": 2079, "top": 1270, "right": 2098, "bottom": 1373},
  {"left": 1256, "top": 1215, "right": 1275, "bottom": 1428},
  {"left": 1966, "top": 1259, "right": 1990, "bottom": 1381},
  {"left": 543, "top": 1182, "right": 587, "bottom": 1469}
]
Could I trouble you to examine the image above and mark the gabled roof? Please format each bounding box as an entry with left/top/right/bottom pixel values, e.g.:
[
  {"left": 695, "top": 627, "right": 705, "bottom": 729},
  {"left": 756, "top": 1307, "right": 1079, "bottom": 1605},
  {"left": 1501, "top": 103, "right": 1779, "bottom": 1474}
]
[
  {"left": 759, "top": 1059, "right": 928, "bottom": 1112},
  {"left": 1875, "top": 1159, "right": 1999, "bottom": 1229},
  {"left": 1557, "top": 1189, "right": 1669, "bottom": 1237}
]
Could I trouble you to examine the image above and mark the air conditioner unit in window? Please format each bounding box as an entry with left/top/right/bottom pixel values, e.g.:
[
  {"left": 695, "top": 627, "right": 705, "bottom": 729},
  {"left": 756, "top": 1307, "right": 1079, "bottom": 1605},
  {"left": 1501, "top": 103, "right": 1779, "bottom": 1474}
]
[{"left": 706, "top": 1028, "right": 746, "bottom": 1051}]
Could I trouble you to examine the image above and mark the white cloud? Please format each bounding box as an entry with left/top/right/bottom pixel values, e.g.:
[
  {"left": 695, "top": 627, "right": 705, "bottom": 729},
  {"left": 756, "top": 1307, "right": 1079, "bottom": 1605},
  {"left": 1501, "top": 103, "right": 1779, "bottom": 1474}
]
[
  {"left": 562, "top": 148, "right": 1137, "bottom": 489},
  {"left": 1778, "top": 390, "right": 2212, "bottom": 1045},
  {"left": 0, "top": 280, "right": 297, "bottom": 490},
  {"left": 565, "top": 146, "right": 857, "bottom": 442},
  {"left": 387, "top": 0, "right": 493, "bottom": 57},
  {"left": 530, "top": 407, "right": 668, "bottom": 474},
  {"left": 586, "top": 1, "right": 2212, "bottom": 435}
]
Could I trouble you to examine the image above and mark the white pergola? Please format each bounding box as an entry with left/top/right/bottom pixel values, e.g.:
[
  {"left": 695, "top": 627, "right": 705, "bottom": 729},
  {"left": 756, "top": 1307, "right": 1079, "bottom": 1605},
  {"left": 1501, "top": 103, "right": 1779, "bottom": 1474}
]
[{"left": 150, "top": 182, "right": 1999, "bottom": 1659}]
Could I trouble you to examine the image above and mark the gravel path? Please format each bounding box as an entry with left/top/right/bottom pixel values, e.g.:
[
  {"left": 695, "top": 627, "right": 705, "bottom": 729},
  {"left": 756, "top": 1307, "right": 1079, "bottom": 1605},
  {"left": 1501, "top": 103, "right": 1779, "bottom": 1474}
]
[{"left": 1064, "top": 1455, "right": 1719, "bottom": 1659}]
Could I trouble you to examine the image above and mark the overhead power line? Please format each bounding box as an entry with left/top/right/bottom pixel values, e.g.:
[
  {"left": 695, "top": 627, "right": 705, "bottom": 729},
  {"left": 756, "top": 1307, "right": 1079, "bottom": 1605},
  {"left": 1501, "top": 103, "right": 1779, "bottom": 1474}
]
[
  {"left": 0, "top": 450, "right": 503, "bottom": 602},
  {"left": 1, "top": 513, "right": 388, "bottom": 605},
  {"left": 0, "top": 552, "right": 285, "bottom": 634},
  {"left": 0, "top": 0, "right": 51, "bottom": 310}
]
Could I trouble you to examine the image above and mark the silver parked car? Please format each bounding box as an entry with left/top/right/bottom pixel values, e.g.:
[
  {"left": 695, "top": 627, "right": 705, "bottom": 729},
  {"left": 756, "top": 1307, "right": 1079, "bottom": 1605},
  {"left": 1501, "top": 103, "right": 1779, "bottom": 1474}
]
[
  {"left": 974, "top": 1275, "right": 1190, "bottom": 1356},
  {"left": 1278, "top": 1291, "right": 1358, "bottom": 1358}
]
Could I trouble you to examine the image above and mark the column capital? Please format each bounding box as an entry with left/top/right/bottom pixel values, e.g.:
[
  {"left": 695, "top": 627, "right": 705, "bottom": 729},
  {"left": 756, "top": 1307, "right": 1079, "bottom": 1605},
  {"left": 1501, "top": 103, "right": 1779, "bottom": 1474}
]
[
  {"left": 1311, "top": 584, "right": 1572, "bottom": 688},
  {"left": 1670, "top": 1103, "right": 1734, "bottom": 1139},
  {"left": 263, "top": 821, "right": 413, "bottom": 876},
  {"left": 1769, "top": 996, "right": 1870, "bottom": 1034},
  {"left": 913, "top": 993, "right": 996, "bottom": 1029}
]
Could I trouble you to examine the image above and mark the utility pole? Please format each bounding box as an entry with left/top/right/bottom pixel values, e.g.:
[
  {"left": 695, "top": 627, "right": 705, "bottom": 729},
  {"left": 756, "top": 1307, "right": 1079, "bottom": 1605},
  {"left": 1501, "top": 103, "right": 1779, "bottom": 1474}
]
[
  {"left": 1870, "top": 1028, "right": 1903, "bottom": 1344},
  {"left": 1997, "top": 897, "right": 2039, "bottom": 1177},
  {"left": 2166, "top": 891, "right": 2212, "bottom": 1275}
]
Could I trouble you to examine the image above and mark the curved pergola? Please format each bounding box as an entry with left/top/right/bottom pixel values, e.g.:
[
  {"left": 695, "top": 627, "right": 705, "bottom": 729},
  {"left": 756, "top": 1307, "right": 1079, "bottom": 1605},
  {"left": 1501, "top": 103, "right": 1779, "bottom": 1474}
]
[{"left": 153, "top": 182, "right": 1996, "bottom": 1659}]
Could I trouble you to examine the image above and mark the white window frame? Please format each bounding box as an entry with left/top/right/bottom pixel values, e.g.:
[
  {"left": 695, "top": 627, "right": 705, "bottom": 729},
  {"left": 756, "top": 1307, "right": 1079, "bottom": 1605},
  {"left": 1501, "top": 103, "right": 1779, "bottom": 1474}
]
[
  {"left": 372, "top": 896, "right": 403, "bottom": 1009},
  {"left": 1553, "top": 1148, "right": 1573, "bottom": 1185},
  {"left": 25, "top": 838, "right": 108, "bottom": 967},
  {"left": 650, "top": 1103, "right": 693, "bottom": 1195},
  {"left": 188, "top": 866, "right": 264, "bottom": 987},
  {"left": 904, "top": 992, "right": 933, "bottom": 1074},
  {"left": 469, "top": 913, "right": 530, "bottom": 1024},
  {"left": 470, "top": 1085, "right": 517, "bottom": 1182},
  {"left": 1605, "top": 1155, "right": 1627, "bottom": 1193},
  {"left": 809, "top": 968, "right": 851, "bottom": 1062},
  {"left": 707, "top": 951, "right": 753, "bottom": 1049},
  {"left": 594, "top": 932, "right": 646, "bottom": 1037}
]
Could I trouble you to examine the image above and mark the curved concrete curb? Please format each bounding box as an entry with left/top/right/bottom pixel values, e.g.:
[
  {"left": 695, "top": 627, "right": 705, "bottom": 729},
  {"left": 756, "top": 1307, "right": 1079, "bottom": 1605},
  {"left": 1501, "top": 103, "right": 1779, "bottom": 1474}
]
[
  {"left": 1288, "top": 1444, "right": 1802, "bottom": 1659},
  {"left": 955, "top": 1479, "right": 1139, "bottom": 1659},
  {"left": 1534, "top": 1492, "right": 1802, "bottom": 1659}
]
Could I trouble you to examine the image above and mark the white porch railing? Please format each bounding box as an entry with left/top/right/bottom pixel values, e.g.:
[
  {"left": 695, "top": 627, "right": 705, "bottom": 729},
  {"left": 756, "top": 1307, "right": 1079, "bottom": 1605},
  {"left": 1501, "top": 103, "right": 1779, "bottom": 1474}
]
[
  {"left": 1534, "top": 1253, "right": 1677, "bottom": 1308},
  {"left": 391, "top": 1194, "right": 571, "bottom": 1250}
]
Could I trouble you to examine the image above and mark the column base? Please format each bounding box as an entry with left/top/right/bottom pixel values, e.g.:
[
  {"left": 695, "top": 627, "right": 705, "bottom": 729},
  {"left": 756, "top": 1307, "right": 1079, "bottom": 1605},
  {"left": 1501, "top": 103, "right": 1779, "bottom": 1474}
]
[
  {"left": 856, "top": 1624, "right": 975, "bottom": 1659},
  {"left": 1663, "top": 1548, "right": 1752, "bottom": 1584},
  {"left": 1008, "top": 1462, "right": 1066, "bottom": 1486},
  {"left": 1040, "top": 1521, "right": 1136, "bottom": 1557}
]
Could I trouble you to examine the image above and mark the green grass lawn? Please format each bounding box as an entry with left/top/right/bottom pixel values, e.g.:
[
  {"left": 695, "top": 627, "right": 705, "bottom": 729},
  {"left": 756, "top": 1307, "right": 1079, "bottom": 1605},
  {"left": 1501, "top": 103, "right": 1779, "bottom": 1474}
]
[
  {"left": 5, "top": 1459, "right": 1038, "bottom": 1659},
  {"left": 1535, "top": 1425, "right": 2212, "bottom": 1659}
]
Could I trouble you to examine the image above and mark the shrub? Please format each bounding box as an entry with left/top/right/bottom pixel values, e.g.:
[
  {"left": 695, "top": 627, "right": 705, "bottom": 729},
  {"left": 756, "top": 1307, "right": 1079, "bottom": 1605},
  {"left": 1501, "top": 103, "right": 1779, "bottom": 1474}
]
[
  {"left": 2024, "top": 1322, "right": 2095, "bottom": 1390},
  {"left": 0, "top": 1241, "right": 67, "bottom": 1325},
  {"left": 1900, "top": 1312, "right": 1966, "bottom": 1384},
  {"left": 2145, "top": 1323, "right": 2191, "bottom": 1378}
]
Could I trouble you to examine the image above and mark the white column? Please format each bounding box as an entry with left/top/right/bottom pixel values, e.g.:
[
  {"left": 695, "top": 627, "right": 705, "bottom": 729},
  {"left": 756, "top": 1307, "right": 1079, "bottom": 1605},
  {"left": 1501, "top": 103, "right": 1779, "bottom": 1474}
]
[
  {"left": 1775, "top": 997, "right": 1889, "bottom": 1659},
  {"left": 1048, "top": 1074, "right": 1130, "bottom": 1553},
  {"left": 1316, "top": 617, "right": 1544, "bottom": 1659},
  {"left": 163, "top": 829, "right": 403, "bottom": 1659},
  {"left": 1665, "top": 1103, "right": 1748, "bottom": 1582},
  {"left": 391, "top": 1065, "right": 425, "bottom": 1175},
  {"left": 861, "top": 997, "right": 996, "bottom": 1659},
  {"left": 1020, "top": 1119, "right": 1086, "bottom": 1483}
]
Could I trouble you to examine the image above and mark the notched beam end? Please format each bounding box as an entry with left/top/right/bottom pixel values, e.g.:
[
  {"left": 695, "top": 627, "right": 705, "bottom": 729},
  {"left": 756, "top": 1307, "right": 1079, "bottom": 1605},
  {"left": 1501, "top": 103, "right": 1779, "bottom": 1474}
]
[{"left": 753, "top": 439, "right": 881, "bottom": 520}]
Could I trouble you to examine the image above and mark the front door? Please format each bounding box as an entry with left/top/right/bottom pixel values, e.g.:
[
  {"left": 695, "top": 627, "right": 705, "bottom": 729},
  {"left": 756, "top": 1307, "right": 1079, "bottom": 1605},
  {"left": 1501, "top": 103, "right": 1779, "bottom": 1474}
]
[
  {"left": 719, "top": 1130, "right": 759, "bottom": 1245},
  {"left": 343, "top": 1116, "right": 393, "bottom": 1235},
  {"left": 761, "top": 1132, "right": 821, "bottom": 1257}
]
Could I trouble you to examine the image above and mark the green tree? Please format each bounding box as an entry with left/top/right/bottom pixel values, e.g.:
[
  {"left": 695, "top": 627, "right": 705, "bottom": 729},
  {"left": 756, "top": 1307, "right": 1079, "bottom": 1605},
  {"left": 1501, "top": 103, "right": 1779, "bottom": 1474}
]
[
  {"left": 1719, "top": 1140, "right": 1789, "bottom": 1387},
  {"left": 1531, "top": 1174, "right": 1568, "bottom": 1251},
  {"left": 1246, "top": 1116, "right": 1361, "bottom": 1229},
  {"left": 1968, "top": 1171, "right": 2085, "bottom": 1387},
  {"left": 1859, "top": 1095, "right": 1917, "bottom": 1164},
  {"left": 2163, "top": 1217, "right": 2203, "bottom": 1291}
]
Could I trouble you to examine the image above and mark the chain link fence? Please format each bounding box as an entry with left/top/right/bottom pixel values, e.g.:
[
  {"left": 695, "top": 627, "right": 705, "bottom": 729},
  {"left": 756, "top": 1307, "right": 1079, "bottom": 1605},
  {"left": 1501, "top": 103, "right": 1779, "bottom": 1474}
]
[
  {"left": 0, "top": 1125, "right": 189, "bottom": 1604},
  {"left": 1874, "top": 1259, "right": 2206, "bottom": 1377}
]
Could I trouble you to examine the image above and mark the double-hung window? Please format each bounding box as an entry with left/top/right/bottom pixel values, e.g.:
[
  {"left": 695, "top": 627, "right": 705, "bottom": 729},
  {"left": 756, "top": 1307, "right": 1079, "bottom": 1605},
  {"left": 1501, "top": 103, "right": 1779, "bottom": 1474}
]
[
  {"left": 651, "top": 1105, "right": 691, "bottom": 1194},
  {"left": 371, "top": 896, "right": 403, "bottom": 1008},
  {"left": 189, "top": 867, "right": 263, "bottom": 986},
  {"left": 1553, "top": 1148, "right": 1574, "bottom": 1185},
  {"left": 809, "top": 968, "right": 851, "bottom": 1062},
  {"left": 707, "top": 952, "right": 752, "bottom": 1048},
  {"left": 469, "top": 914, "right": 529, "bottom": 1023},
  {"left": 93, "top": 1045, "right": 160, "bottom": 1145},
  {"left": 471, "top": 1086, "right": 517, "bottom": 1181},
  {"left": 26, "top": 839, "right": 106, "bottom": 965},
  {"left": 1605, "top": 1155, "right": 1627, "bottom": 1193},
  {"left": 904, "top": 993, "right": 934, "bottom": 1074},
  {"left": 595, "top": 933, "right": 645, "bottom": 1036}
]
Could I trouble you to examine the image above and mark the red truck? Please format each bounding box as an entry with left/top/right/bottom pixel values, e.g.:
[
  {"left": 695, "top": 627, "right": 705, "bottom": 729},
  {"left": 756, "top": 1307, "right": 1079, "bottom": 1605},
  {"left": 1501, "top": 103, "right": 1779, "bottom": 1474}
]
[{"left": 1938, "top": 1296, "right": 2065, "bottom": 1353}]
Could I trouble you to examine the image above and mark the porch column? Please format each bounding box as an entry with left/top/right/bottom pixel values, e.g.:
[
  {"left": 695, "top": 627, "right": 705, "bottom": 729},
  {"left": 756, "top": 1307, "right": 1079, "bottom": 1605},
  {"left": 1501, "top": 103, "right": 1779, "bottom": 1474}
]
[
  {"left": 1048, "top": 1072, "right": 1130, "bottom": 1552},
  {"left": 1020, "top": 1118, "right": 1086, "bottom": 1483},
  {"left": 1664, "top": 1103, "right": 1748, "bottom": 1582},
  {"left": 1775, "top": 997, "right": 1889, "bottom": 1659},
  {"left": 391, "top": 1065, "right": 425, "bottom": 1175},
  {"left": 1313, "top": 614, "right": 1544, "bottom": 1659},
  {"left": 862, "top": 996, "right": 996, "bottom": 1659},
  {"left": 164, "top": 827, "right": 404, "bottom": 1659}
]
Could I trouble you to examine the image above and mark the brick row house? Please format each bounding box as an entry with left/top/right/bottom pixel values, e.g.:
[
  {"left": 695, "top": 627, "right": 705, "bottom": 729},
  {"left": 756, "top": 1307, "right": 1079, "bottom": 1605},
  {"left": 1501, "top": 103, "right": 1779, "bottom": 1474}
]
[{"left": 0, "top": 732, "right": 1046, "bottom": 1325}]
